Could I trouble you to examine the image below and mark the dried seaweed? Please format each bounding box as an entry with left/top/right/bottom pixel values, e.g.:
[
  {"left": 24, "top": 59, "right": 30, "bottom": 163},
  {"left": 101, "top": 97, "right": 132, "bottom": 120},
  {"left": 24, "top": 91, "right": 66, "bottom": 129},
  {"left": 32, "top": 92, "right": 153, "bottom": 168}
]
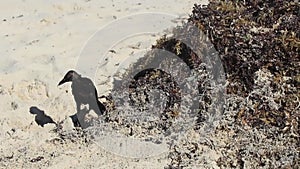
[{"left": 148, "top": 0, "right": 300, "bottom": 168}]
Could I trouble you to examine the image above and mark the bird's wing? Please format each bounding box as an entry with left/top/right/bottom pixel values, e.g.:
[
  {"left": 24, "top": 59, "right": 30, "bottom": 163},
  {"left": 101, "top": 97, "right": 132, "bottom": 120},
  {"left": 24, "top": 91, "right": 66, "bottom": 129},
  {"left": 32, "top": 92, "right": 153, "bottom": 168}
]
[
  {"left": 72, "top": 77, "right": 97, "bottom": 99},
  {"left": 82, "top": 78, "right": 97, "bottom": 97}
]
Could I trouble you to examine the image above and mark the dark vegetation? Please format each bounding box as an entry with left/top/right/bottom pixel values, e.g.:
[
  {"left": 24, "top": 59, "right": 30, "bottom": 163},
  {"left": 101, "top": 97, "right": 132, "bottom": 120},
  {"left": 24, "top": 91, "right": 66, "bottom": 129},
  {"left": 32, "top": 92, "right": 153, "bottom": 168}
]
[{"left": 147, "top": 1, "right": 299, "bottom": 168}]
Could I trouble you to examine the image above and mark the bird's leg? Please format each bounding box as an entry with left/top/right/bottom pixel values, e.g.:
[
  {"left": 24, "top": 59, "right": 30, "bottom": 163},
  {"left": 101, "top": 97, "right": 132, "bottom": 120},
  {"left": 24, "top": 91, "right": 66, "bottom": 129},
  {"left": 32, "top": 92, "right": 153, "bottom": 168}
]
[{"left": 69, "top": 114, "right": 81, "bottom": 128}]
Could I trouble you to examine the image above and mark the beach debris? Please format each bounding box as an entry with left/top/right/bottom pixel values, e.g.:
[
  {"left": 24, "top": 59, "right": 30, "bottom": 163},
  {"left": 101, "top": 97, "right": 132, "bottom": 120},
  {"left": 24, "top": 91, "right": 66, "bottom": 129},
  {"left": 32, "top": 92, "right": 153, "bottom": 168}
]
[
  {"left": 11, "top": 101, "right": 18, "bottom": 110},
  {"left": 108, "top": 49, "right": 116, "bottom": 53},
  {"left": 192, "top": 0, "right": 299, "bottom": 128},
  {"left": 29, "top": 156, "right": 44, "bottom": 163},
  {"left": 156, "top": 1, "right": 299, "bottom": 168}
]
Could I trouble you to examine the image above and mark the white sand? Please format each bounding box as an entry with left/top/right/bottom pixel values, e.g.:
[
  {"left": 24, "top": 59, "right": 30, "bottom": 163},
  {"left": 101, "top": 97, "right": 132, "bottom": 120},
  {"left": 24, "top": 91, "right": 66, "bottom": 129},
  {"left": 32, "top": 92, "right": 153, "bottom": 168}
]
[{"left": 0, "top": 0, "right": 209, "bottom": 168}]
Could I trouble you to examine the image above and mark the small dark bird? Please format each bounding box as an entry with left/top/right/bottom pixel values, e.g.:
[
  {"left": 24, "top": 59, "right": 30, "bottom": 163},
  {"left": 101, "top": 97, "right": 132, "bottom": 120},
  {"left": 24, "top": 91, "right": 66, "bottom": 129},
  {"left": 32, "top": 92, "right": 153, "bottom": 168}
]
[
  {"left": 29, "top": 106, "right": 56, "bottom": 127},
  {"left": 58, "top": 70, "right": 106, "bottom": 117}
]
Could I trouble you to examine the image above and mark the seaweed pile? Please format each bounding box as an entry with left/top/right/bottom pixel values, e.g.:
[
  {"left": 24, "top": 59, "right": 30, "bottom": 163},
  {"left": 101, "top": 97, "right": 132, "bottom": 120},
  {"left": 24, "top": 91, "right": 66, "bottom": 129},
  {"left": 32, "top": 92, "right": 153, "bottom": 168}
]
[
  {"left": 188, "top": 0, "right": 299, "bottom": 128},
  {"left": 143, "top": 0, "right": 299, "bottom": 168},
  {"left": 107, "top": 48, "right": 201, "bottom": 143}
]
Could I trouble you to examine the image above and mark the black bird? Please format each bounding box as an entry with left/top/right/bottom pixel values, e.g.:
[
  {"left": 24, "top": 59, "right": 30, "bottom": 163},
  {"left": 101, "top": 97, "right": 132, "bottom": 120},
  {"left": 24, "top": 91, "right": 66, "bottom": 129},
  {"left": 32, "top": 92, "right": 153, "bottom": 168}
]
[
  {"left": 29, "top": 106, "right": 56, "bottom": 127},
  {"left": 58, "top": 70, "right": 106, "bottom": 117}
]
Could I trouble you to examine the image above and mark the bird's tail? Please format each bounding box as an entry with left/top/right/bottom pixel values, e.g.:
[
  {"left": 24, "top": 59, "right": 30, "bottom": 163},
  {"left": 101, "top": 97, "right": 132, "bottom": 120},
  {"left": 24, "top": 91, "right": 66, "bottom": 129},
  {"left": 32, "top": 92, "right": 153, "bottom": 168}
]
[
  {"left": 97, "top": 100, "right": 106, "bottom": 115},
  {"left": 89, "top": 99, "right": 106, "bottom": 116}
]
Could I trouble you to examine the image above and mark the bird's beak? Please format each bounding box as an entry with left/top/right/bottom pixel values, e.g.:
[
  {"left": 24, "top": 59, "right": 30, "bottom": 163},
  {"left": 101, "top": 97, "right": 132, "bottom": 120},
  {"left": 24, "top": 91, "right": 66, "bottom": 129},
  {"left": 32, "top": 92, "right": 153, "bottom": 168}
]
[{"left": 58, "top": 78, "right": 66, "bottom": 86}]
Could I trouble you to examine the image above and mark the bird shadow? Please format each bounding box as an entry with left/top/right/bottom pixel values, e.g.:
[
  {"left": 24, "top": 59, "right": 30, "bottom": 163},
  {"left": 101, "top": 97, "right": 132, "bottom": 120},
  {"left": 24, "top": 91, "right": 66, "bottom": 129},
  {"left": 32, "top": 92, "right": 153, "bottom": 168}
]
[{"left": 29, "top": 106, "right": 57, "bottom": 127}]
